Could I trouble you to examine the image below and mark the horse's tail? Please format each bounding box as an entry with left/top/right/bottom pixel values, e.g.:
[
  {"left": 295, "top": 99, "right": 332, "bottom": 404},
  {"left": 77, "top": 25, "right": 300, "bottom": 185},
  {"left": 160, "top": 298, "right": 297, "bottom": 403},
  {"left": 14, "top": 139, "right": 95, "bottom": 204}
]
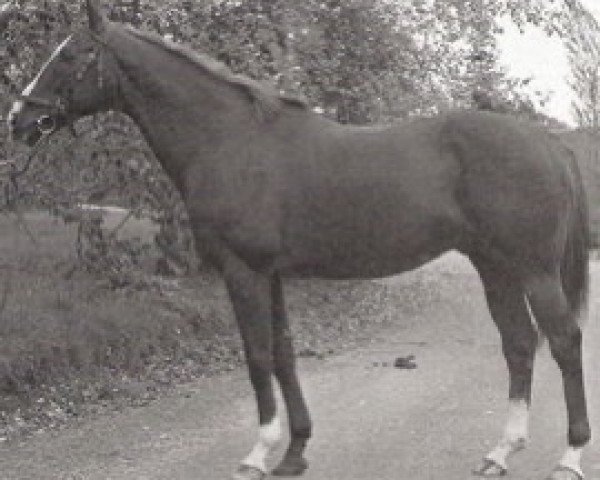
[{"left": 561, "top": 150, "right": 590, "bottom": 318}]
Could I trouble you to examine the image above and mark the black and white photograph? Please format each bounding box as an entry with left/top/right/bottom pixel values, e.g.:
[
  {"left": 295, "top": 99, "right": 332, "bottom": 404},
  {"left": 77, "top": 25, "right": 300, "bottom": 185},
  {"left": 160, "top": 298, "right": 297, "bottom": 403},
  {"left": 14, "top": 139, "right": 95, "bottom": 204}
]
[{"left": 0, "top": 1, "right": 599, "bottom": 479}]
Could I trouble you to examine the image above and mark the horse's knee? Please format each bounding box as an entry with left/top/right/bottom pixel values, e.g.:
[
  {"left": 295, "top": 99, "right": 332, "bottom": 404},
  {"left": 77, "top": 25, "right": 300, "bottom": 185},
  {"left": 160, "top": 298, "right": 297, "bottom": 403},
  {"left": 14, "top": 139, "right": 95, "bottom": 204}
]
[
  {"left": 502, "top": 331, "right": 537, "bottom": 366},
  {"left": 245, "top": 349, "right": 274, "bottom": 385},
  {"left": 247, "top": 351, "right": 273, "bottom": 372},
  {"left": 273, "top": 345, "right": 296, "bottom": 379}
]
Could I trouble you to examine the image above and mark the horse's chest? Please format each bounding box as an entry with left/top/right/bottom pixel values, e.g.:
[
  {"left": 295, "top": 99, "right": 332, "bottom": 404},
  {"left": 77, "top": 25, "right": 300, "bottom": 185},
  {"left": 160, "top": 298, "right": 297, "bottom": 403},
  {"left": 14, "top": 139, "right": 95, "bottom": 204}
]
[{"left": 184, "top": 179, "right": 283, "bottom": 269}]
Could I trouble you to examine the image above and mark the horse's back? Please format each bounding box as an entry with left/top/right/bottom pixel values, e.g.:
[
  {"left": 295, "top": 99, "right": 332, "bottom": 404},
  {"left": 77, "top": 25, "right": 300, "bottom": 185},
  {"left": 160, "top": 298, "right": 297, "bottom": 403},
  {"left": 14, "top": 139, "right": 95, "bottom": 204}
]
[{"left": 273, "top": 114, "right": 466, "bottom": 277}]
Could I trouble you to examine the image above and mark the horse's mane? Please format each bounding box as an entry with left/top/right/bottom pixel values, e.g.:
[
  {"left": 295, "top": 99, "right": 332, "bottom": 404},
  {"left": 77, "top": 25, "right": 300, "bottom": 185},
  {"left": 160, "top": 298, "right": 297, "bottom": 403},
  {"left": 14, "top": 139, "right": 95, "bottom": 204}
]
[{"left": 123, "top": 25, "right": 307, "bottom": 120}]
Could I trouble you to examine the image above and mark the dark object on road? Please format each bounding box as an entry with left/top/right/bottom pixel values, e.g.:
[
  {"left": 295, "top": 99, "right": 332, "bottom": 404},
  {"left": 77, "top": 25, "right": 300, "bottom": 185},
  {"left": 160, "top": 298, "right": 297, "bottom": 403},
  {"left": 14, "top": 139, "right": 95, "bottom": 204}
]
[
  {"left": 394, "top": 355, "right": 417, "bottom": 369},
  {"left": 8, "top": 2, "right": 591, "bottom": 479}
]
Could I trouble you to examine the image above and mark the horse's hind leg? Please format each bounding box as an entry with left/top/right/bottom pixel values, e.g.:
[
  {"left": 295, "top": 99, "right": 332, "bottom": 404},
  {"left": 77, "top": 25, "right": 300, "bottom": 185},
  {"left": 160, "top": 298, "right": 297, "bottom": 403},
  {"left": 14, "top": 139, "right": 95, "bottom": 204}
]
[
  {"left": 470, "top": 255, "right": 538, "bottom": 477},
  {"left": 270, "top": 274, "right": 311, "bottom": 476},
  {"left": 524, "top": 271, "right": 590, "bottom": 480}
]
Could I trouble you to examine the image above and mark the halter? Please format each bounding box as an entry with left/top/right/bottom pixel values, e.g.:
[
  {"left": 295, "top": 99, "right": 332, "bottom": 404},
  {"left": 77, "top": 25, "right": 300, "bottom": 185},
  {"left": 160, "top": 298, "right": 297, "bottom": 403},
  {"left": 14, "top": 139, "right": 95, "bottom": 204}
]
[
  {"left": 14, "top": 31, "right": 108, "bottom": 137},
  {"left": 15, "top": 94, "right": 66, "bottom": 134},
  {"left": 4, "top": 31, "right": 110, "bottom": 201}
]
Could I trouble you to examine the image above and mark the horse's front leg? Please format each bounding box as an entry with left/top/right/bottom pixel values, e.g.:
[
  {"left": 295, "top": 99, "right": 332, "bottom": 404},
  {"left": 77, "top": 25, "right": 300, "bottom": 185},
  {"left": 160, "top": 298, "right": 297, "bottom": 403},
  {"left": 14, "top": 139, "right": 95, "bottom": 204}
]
[
  {"left": 270, "top": 273, "right": 311, "bottom": 476},
  {"left": 222, "top": 257, "right": 281, "bottom": 480}
]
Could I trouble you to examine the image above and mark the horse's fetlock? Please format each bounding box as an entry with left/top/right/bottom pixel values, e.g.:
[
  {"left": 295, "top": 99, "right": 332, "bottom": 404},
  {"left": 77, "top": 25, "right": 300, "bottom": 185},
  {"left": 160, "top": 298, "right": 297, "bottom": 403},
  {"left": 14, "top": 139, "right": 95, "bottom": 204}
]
[{"left": 569, "top": 420, "right": 591, "bottom": 447}]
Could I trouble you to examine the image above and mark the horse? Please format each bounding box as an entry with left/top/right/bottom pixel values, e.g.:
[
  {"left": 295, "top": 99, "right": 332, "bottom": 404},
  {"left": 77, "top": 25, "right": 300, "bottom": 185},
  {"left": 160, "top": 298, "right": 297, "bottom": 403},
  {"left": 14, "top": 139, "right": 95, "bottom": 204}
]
[{"left": 7, "top": 2, "right": 591, "bottom": 479}]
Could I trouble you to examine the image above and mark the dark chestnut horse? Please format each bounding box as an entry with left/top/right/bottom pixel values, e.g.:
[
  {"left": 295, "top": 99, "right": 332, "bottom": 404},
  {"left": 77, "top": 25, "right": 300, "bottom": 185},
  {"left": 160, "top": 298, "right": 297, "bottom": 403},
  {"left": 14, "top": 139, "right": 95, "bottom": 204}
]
[{"left": 7, "top": 2, "right": 591, "bottom": 479}]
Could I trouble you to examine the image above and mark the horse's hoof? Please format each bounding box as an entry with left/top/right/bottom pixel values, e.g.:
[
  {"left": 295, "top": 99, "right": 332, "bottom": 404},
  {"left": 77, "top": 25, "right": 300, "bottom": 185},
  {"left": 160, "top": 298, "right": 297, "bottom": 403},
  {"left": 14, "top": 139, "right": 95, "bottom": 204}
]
[
  {"left": 472, "top": 458, "right": 507, "bottom": 477},
  {"left": 232, "top": 465, "right": 266, "bottom": 480},
  {"left": 546, "top": 466, "right": 584, "bottom": 480},
  {"left": 271, "top": 455, "right": 308, "bottom": 476}
]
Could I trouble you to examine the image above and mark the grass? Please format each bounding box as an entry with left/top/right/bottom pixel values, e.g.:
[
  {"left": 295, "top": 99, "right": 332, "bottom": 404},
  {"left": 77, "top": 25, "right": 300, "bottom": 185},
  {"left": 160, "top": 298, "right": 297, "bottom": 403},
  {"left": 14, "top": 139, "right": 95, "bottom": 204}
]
[
  {"left": 0, "top": 208, "right": 419, "bottom": 440},
  {"left": 0, "top": 209, "right": 243, "bottom": 438},
  {"left": 0, "top": 211, "right": 182, "bottom": 389}
]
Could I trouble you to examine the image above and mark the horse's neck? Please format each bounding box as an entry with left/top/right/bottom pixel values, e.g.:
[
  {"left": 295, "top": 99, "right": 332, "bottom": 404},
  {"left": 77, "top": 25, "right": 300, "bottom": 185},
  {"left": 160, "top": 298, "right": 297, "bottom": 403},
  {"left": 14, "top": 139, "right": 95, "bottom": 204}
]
[{"left": 109, "top": 29, "right": 248, "bottom": 191}]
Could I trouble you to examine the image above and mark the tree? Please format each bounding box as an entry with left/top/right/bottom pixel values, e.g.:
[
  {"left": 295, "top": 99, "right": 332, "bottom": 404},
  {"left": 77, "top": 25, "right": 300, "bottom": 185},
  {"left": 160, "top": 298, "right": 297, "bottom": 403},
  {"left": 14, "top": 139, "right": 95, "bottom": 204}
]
[{"left": 563, "top": 0, "right": 600, "bottom": 129}]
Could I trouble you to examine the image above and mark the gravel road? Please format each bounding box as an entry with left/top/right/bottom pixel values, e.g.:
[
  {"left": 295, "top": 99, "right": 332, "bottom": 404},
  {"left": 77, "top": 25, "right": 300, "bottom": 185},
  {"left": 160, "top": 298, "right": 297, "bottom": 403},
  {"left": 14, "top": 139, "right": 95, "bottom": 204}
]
[{"left": 1, "top": 253, "right": 599, "bottom": 480}]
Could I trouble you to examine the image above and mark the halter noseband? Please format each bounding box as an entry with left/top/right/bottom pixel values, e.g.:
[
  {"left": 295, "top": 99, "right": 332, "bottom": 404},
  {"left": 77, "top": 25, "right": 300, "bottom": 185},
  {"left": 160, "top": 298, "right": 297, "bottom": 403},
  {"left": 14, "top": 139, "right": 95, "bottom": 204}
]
[{"left": 15, "top": 94, "right": 64, "bottom": 135}]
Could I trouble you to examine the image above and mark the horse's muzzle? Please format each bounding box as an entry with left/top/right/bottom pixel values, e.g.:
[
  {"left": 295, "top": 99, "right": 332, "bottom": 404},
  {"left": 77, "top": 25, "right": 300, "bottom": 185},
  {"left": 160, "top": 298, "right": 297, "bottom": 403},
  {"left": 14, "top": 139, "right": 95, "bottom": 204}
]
[
  {"left": 9, "top": 123, "right": 43, "bottom": 147},
  {"left": 8, "top": 112, "right": 57, "bottom": 146}
]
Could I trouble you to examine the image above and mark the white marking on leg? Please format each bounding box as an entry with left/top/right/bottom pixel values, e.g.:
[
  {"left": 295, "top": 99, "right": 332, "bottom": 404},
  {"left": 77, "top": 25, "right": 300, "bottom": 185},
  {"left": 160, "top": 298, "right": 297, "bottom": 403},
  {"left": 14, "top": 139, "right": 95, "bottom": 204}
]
[
  {"left": 558, "top": 446, "right": 584, "bottom": 478},
  {"left": 503, "top": 397, "right": 529, "bottom": 441},
  {"left": 485, "top": 399, "right": 529, "bottom": 470},
  {"left": 242, "top": 414, "right": 282, "bottom": 474},
  {"left": 7, "top": 35, "right": 73, "bottom": 129}
]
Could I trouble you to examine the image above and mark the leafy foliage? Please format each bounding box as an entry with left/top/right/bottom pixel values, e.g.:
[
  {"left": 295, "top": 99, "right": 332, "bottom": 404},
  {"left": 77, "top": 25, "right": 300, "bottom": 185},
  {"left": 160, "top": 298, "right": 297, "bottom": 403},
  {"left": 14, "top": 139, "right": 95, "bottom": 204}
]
[{"left": 562, "top": 0, "right": 600, "bottom": 128}]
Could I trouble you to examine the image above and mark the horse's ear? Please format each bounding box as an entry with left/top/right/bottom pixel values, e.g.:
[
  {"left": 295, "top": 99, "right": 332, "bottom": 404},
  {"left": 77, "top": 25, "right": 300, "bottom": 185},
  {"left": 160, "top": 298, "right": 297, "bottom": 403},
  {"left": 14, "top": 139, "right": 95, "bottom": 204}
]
[{"left": 86, "top": 0, "right": 106, "bottom": 33}]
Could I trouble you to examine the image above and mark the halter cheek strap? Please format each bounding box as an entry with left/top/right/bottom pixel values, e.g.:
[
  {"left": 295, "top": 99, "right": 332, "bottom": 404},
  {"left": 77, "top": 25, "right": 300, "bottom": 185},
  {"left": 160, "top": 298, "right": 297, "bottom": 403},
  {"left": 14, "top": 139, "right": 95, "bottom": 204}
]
[{"left": 17, "top": 94, "right": 64, "bottom": 111}]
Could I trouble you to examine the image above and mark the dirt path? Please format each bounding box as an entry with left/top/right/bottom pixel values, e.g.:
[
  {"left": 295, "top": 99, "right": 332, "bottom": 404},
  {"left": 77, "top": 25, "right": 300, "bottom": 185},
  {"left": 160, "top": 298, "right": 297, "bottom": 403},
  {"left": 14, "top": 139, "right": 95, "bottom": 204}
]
[{"left": 1, "top": 253, "right": 600, "bottom": 480}]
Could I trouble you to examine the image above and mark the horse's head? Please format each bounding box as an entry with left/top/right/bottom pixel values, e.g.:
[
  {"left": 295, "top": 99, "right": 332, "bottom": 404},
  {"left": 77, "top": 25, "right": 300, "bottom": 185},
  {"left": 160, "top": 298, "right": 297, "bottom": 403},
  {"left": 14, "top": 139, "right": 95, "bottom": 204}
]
[{"left": 7, "top": 0, "right": 116, "bottom": 146}]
